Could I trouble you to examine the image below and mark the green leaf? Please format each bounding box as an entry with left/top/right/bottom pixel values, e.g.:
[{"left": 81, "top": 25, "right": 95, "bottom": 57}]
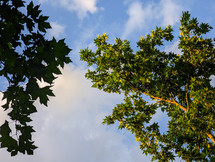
[
  {"left": 0, "top": 0, "right": 71, "bottom": 156},
  {"left": 0, "top": 121, "right": 11, "bottom": 137},
  {"left": 80, "top": 11, "right": 215, "bottom": 161}
]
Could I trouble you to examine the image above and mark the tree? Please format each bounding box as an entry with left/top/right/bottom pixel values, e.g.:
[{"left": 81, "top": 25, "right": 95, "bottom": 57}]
[
  {"left": 0, "top": 0, "right": 71, "bottom": 156},
  {"left": 80, "top": 11, "right": 215, "bottom": 161}
]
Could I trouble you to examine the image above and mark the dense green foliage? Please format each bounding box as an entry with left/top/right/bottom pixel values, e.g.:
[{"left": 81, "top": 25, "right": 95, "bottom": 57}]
[
  {"left": 80, "top": 12, "right": 215, "bottom": 161},
  {"left": 0, "top": 0, "right": 71, "bottom": 156}
]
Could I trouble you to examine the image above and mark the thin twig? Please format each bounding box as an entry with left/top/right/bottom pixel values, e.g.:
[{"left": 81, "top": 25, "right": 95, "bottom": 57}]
[
  {"left": 130, "top": 84, "right": 215, "bottom": 144},
  {"left": 185, "top": 83, "right": 189, "bottom": 111}
]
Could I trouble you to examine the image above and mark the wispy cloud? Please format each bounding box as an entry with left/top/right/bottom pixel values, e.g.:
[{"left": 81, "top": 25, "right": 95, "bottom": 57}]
[
  {"left": 122, "top": 0, "right": 184, "bottom": 38},
  {"left": 39, "top": 0, "right": 100, "bottom": 19},
  {"left": 122, "top": 1, "right": 152, "bottom": 39},
  {"left": 0, "top": 93, "right": 7, "bottom": 125},
  {"left": 0, "top": 65, "right": 153, "bottom": 162},
  {"left": 159, "top": 0, "right": 183, "bottom": 26},
  {"left": 47, "top": 22, "right": 66, "bottom": 39},
  {"left": 210, "top": 75, "right": 215, "bottom": 87},
  {"left": 165, "top": 40, "right": 182, "bottom": 55}
]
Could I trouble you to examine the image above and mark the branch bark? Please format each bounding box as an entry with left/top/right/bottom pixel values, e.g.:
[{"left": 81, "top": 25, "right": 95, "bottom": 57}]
[
  {"left": 206, "top": 132, "right": 215, "bottom": 144},
  {"left": 130, "top": 85, "right": 215, "bottom": 144},
  {"left": 144, "top": 92, "right": 215, "bottom": 144},
  {"left": 143, "top": 92, "right": 188, "bottom": 112}
]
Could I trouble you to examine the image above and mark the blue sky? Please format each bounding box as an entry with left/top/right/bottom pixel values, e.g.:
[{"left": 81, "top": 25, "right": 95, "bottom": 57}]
[{"left": 0, "top": 0, "right": 215, "bottom": 162}]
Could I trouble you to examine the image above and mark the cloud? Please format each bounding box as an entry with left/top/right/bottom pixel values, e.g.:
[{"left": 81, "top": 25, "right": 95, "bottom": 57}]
[
  {"left": 122, "top": 0, "right": 184, "bottom": 38},
  {"left": 69, "top": 24, "right": 98, "bottom": 65},
  {"left": 61, "top": 0, "right": 99, "bottom": 19},
  {"left": 210, "top": 75, "right": 215, "bottom": 87},
  {"left": 0, "top": 93, "right": 7, "bottom": 126},
  {"left": 122, "top": 1, "right": 151, "bottom": 38},
  {"left": 159, "top": 0, "right": 183, "bottom": 26},
  {"left": 165, "top": 40, "right": 183, "bottom": 55},
  {"left": 47, "top": 22, "right": 66, "bottom": 39},
  {"left": 0, "top": 65, "right": 153, "bottom": 162},
  {"left": 39, "top": 0, "right": 100, "bottom": 19}
]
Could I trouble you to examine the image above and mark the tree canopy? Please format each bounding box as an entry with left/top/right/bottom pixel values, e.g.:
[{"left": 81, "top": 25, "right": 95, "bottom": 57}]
[
  {"left": 80, "top": 11, "right": 215, "bottom": 161},
  {"left": 0, "top": 0, "right": 71, "bottom": 156}
]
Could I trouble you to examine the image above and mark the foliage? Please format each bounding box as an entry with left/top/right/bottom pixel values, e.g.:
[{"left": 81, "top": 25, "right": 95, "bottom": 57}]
[
  {"left": 0, "top": 0, "right": 71, "bottom": 156},
  {"left": 80, "top": 11, "right": 215, "bottom": 161}
]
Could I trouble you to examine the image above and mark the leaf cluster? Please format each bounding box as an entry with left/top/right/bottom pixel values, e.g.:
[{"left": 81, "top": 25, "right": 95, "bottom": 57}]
[
  {"left": 80, "top": 11, "right": 215, "bottom": 161},
  {"left": 0, "top": 0, "right": 71, "bottom": 156}
]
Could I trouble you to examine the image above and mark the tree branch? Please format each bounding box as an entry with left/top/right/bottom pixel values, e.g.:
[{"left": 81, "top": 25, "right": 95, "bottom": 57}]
[
  {"left": 145, "top": 92, "right": 215, "bottom": 144},
  {"left": 143, "top": 92, "right": 188, "bottom": 112},
  {"left": 206, "top": 132, "right": 215, "bottom": 144},
  {"left": 185, "top": 83, "right": 189, "bottom": 111},
  {"left": 130, "top": 85, "right": 215, "bottom": 144}
]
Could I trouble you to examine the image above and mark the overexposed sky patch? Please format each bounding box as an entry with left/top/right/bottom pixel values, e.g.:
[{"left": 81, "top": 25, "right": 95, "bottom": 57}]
[
  {"left": 0, "top": 93, "right": 7, "bottom": 126},
  {"left": 39, "top": 0, "right": 100, "bottom": 19},
  {"left": 61, "top": 0, "right": 99, "bottom": 19}
]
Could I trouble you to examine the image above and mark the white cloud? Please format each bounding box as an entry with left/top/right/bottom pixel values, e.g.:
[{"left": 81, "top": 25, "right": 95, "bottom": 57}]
[
  {"left": 159, "top": 0, "right": 183, "bottom": 26},
  {"left": 0, "top": 93, "right": 7, "bottom": 126},
  {"left": 210, "top": 75, "right": 215, "bottom": 87},
  {"left": 122, "top": 0, "right": 184, "bottom": 38},
  {"left": 47, "top": 22, "right": 66, "bottom": 39},
  {"left": 61, "top": 0, "right": 98, "bottom": 19},
  {"left": 122, "top": 1, "right": 152, "bottom": 38},
  {"left": 39, "top": 0, "right": 100, "bottom": 19},
  {"left": 0, "top": 65, "right": 153, "bottom": 162},
  {"left": 165, "top": 40, "right": 182, "bottom": 55}
]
